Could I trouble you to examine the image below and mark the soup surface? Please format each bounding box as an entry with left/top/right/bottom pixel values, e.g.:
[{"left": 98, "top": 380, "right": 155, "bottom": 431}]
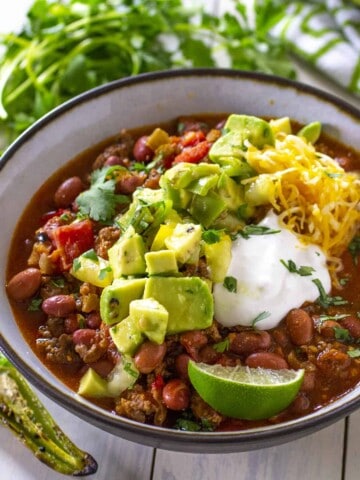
[{"left": 6, "top": 113, "right": 360, "bottom": 431}]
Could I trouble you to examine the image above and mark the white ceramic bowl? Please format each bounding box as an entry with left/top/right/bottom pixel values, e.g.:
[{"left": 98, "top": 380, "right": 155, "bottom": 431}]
[{"left": 1, "top": 69, "right": 360, "bottom": 453}]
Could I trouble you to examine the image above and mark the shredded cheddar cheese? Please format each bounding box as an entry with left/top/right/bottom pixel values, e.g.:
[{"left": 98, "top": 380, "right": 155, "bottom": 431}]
[{"left": 243, "top": 133, "right": 360, "bottom": 274}]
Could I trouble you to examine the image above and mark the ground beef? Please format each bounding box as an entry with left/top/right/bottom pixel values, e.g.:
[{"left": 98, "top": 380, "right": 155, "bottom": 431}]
[
  {"left": 92, "top": 130, "right": 134, "bottom": 170},
  {"left": 94, "top": 226, "right": 121, "bottom": 259},
  {"left": 190, "top": 392, "right": 224, "bottom": 427},
  {"left": 115, "top": 384, "right": 166, "bottom": 425},
  {"left": 36, "top": 334, "right": 80, "bottom": 364}
]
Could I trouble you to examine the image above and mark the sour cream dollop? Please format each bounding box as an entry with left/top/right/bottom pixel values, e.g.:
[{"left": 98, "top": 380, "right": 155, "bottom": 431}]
[{"left": 213, "top": 211, "right": 331, "bottom": 330}]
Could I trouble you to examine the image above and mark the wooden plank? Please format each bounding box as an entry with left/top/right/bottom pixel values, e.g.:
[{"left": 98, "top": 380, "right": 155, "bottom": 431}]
[
  {"left": 344, "top": 410, "right": 360, "bottom": 480},
  {"left": 153, "top": 421, "right": 345, "bottom": 480},
  {"left": 0, "top": 388, "right": 154, "bottom": 480}
]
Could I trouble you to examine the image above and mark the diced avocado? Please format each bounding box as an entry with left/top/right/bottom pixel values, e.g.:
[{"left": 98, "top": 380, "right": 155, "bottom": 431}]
[
  {"left": 244, "top": 174, "right": 276, "bottom": 206},
  {"left": 223, "top": 114, "right": 275, "bottom": 149},
  {"left": 164, "top": 223, "right": 202, "bottom": 264},
  {"left": 145, "top": 250, "right": 178, "bottom": 275},
  {"left": 187, "top": 174, "right": 219, "bottom": 196},
  {"left": 77, "top": 368, "right": 109, "bottom": 398},
  {"left": 77, "top": 357, "right": 139, "bottom": 398},
  {"left": 71, "top": 250, "right": 113, "bottom": 288},
  {"left": 100, "top": 278, "right": 146, "bottom": 325},
  {"left": 160, "top": 177, "right": 192, "bottom": 210},
  {"left": 204, "top": 233, "right": 232, "bottom": 283},
  {"left": 297, "top": 121, "right": 321, "bottom": 144},
  {"left": 217, "top": 172, "right": 246, "bottom": 210},
  {"left": 151, "top": 223, "right": 175, "bottom": 251},
  {"left": 144, "top": 276, "right": 214, "bottom": 334},
  {"left": 130, "top": 298, "right": 168, "bottom": 344},
  {"left": 189, "top": 192, "right": 226, "bottom": 228},
  {"left": 161, "top": 162, "right": 221, "bottom": 190},
  {"left": 109, "top": 316, "right": 143, "bottom": 355},
  {"left": 108, "top": 226, "right": 146, "bottom": 277},
  {"left": 209, "top": 115, "right": 274, "bottom": 176},
  {"left": 270, "top": 117, "right": 292, "bottom": 135}
]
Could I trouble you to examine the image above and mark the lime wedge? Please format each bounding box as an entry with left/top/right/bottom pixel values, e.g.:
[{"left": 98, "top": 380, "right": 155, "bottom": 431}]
[{"left": 188, "top": 361, "right": 304, "bottom": 420}]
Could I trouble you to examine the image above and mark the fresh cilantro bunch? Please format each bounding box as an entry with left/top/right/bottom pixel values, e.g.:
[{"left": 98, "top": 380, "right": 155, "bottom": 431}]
[{"left": 0, "top": 0, "right": 295, "bottom": 149}]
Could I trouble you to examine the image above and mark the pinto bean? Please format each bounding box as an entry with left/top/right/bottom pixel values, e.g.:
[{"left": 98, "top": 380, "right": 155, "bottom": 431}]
[
  {"left": 175, "top": 353, "right": 191, "bottom": 380},
  {"left": 72, "top": 328, "right": 97, "bottom": 346},
  {"left": 162, "top": 379, "right": 190, "bottom": 411},
  {"left": 54, "top": 176, "right": 84, "bottom": 208},
  {"left": 245, "top": 352, "right": 289, "bottom": 370},
  {"left": 42, "top": 294, "right": 76, "bottom": 317},
  {"left": 134, "top": 341, "right": 167, "bottom": 374},
  {"left": 341, "top": 316, "right": 360, "bottom": 339},
  {"left": 286, "top": 309, "right": 313, "bottom": 345},
  {"left": 7, "top": 268, "right": 42, "bottom": 301},
  {"left": 228, "top": 331, "right": 271, "bottom": 356},
  {"left": 133, "top": 136, "right": 154, "bottom": 163},
  {"left": 180, "top": 330, "right": 208, "bottom": 360}
]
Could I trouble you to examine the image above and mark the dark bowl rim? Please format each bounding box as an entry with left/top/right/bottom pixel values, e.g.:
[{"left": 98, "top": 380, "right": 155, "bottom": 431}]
[{"left": 1, "top": 67, "right": 360, "bottom": 451}]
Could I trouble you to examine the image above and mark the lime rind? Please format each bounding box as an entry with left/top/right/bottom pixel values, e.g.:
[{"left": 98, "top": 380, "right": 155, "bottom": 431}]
[{"left": 188, "top": 361, "right": 305, "bottom": 420}]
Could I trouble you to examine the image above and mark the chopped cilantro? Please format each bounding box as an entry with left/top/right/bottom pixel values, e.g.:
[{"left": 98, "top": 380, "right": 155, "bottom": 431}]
[
  {"left": 76, "top": 166, "right": 130, "bottom": 223},
  {"left": 348, "top": 235, "right": 360, "bottom": 266},
  {"left": 50, "top": 277, "right": 65, "bottom": 288},
  {"left": 252, "top": 311, "right": 271, "bottom": 327},
  {"left": 81, "top": 249, "right": 99, "bottom": 262},
  {"left": 280, "top": 259, "right": 315, "bottom": 276},
  {"left": 238, "top": 224, "right": 281, "bottom": 239},
  {"left": 72, "top": 258, "right": 81, "bottom": 272},
  {"left": 334, "top": 327, "right": 351, "bottom": 342},
  {"left": 318, "top": 314, "right": 350, "bottom": 323},
  {"left": 27, "top": 297, "right": 42, "bottom": 312},
  {"left": 213, "top": 338, "right": 230, "bottom": 353},
  {"left": 202, "top": 229, "right": 222, "bottom": 244},
  {"left": 98, "top": 266, "right": 112, "bottom": 280},
  {"left": 223, "top": 276, "right": 237, "bottom": 293},
  {"left": 312, "top": 278, "right": 348, "bottom": 308}
]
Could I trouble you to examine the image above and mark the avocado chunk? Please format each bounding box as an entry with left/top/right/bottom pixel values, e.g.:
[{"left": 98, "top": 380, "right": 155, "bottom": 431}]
[
  {"left": 145, "top": 250, "right": 178, "bottom": 275},
  {"left": 109, "top": 316, "right": 143, "bottom": 355},
  {"left": 164, "top": 223, "right": 202, "bottom": 264},
  {"left": 297, "top": 121, "right": 321, "bottom": 144},
  {"left": 270, "top": 116, "right": 292, "bottom": 135},
  {"left": 204, "top": 233, "right": 232, "bottom": 283},
  {"left": 108, "top": 226, "right": 146, "bottom": 277},
  {"left": 100, "top": 278, "right": 146, "bottom": 325},
  {"left": 223, "top": 114, "right": 275, "bottom": 149},
  {"left": 71, "top": 250, "right": 113, "bottom": 287},
  {"left": 77, "top": 368, "right": 109, "bottom": 398},
  {"left": 130, "top": 298, "right": 169, "bottom": 344},
  {"left": 143, "top": 276, "right": 213, "bottom": 334}
]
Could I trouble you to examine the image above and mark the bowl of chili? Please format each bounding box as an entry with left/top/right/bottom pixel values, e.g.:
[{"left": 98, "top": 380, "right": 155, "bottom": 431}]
[{"left": 1, "top": 69, "right": 360, "bottom": 452}]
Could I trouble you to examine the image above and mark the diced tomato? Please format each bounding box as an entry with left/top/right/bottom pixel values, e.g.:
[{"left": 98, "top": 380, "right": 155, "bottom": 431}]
[
  {"left": 151, "top": 374, "right": 165, "bottom": 391},
  {"left": 52, "top": 219, "right": 94, "bottom": 270},
  {"left": 40, "top": 208, "right": 68, "bottom": 224},
  {"left": 180, "top": 130, "right": 206, "bottom": 147},
  {"left": 173, "top": 141, "right": 210, "bottom": 164}
]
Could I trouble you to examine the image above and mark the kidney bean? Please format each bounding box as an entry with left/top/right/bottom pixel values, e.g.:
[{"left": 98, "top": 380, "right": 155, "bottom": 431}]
[
  {"left": 104, "top": 155, "right": 123, "bottom": 167},
  {"left": 72, "top": 328, "right": 97, "bottom": 346},
  {"left": 133, "top": 136, "right": 154, "bottom": 163},
  {"left": 54, "top": 176, "right": 84, "bottom": 208},
  {"left": 64, "top": 314, "right": 79, "bottom": 334},
  {"left": 228, "top": 330, "right": 271, "bottom": 356},
  {"left": 162, "top": 379, "right": 190, "bottom": 411},
  {"left": 198, "top": 345, "right": 221, "bottom": 364},
  {"left": 316, "top": 349, "right": 351, "bottom": 376},
  {"left": 88, "top": 359, "right": 114, "bottom": 378},
  {"left": 175, "top": 353, "right": 191, "bottom": 380},
  {"left": 42, "top": 294, "right": 76, "bottom": 317},
  {"left": 180, "top": 330, "right": 208, "bottom": 360},
  {"left": 341, "top": 316, "right": 360, "bottom": 339},
  {"left": 7, "top": 268, "right": 42, "bottom": 301},
  {"left": 245, "top": 352, "right": 289, "bottom": 370},
  {"left": 134, "top": 341, "right": 167, "bottom": 374},
  {"left": 86, "top": 312, "right": 102, "bottom": 329},
  {"left": 286, "top": 309, "right": 313, "bottom": 345},
  {"left": 300, "top": 371, "right": 316, "bottom": 392}
]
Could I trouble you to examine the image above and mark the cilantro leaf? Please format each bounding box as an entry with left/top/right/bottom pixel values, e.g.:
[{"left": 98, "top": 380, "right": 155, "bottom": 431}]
[
  {"left": 223, "top": 276, "right": 237, "bottom": 293},
  {"left": 312, "top": 278, "right": 348, "bottom": 308},
  {"left": 202, "top": 229, "right": 222, "bottom": 244},
  {"left": 252, "top": 311, "right": 271, "bottom": 327},
  {"left": 213, "top": 338, "right": 230, "bottom": 353},
  {"left": 238, "top": 225, "right": 281, "bottom": 239},
  {"left": 76, "top": 166, "right": 129, "bottom": 222},
  {"left": 349, "top": 235, "right": 360, "bottom": 266},
  {"left": 280, "top": 259, "right": 315, "bottom": 276},
  {"left": 348, "top": 349, "right": 360, "bottom": 358}
]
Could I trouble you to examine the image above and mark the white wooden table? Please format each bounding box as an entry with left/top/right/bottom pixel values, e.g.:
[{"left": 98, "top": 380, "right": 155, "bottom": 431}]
[{"left": 1, "top": 1, "right": 360, "bottom": 479}]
